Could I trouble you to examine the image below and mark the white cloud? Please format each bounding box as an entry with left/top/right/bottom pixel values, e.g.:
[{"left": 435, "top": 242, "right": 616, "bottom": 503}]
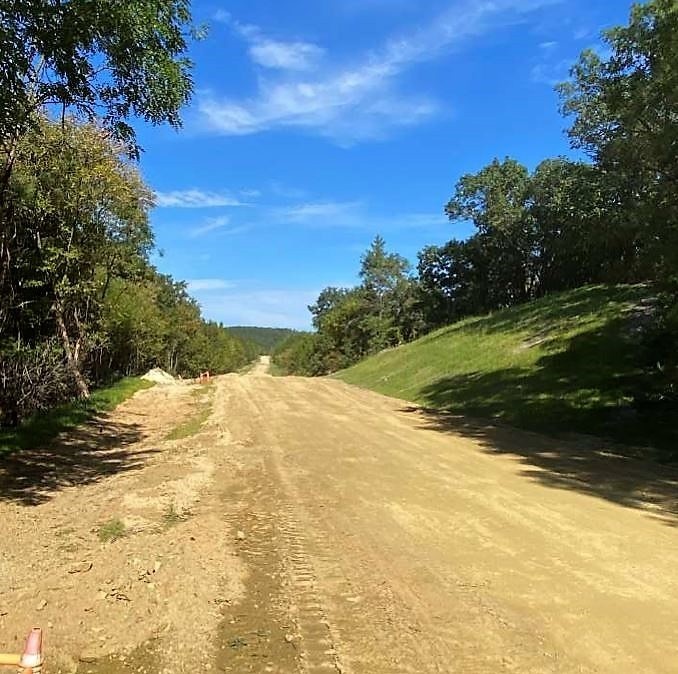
[
  {"left": 539, "top": 40, "right": 558, "bottom": 50},
  {"left": 155, "top": 189, "right": 249, "bottom": 208},
  {"left": 188, "top": 216, "right": 249, "bottom": 238},
  {"left": 199, "top": 0, "right": 558, "bottom": 143},
  {"left": 250, "top": 40, "right": 325, "bottom": 71},
  {"left": 224, "top": 13, "right": 325, "bottom": 71},
  {"left": 277, "top": 201, "right": 363, "bottom": 224},
  {"left": 531, "top": 58, "right": 571, "bottom": 85},
  {"left": 186, "top": 279, "right": 237, "bottom": 292}
]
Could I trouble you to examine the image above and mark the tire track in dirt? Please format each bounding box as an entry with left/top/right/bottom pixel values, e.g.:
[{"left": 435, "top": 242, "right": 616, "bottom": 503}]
[{"left": 216, "top": 377, "right": 347, "bottom": 674}]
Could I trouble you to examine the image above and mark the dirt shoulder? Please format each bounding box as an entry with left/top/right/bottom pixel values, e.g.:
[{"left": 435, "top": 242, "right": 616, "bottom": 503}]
[{"left": 0, "top": 380, "right": 245, "bottom": 674}]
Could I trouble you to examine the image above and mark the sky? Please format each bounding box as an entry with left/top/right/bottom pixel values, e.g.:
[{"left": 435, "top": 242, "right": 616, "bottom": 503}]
[{"left": 137, "top": 0, "right": 633, "bottom": 330}]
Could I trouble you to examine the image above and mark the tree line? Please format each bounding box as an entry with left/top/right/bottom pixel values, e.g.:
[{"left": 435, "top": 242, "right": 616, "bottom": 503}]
[
  {"left": 274, "top": 0, "right": 678, "bottom": 405},
  {"left": 0, "top": 1, "right": 255, "bottom": 427}
]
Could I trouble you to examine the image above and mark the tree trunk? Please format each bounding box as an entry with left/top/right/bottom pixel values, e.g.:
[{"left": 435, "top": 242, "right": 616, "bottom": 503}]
[{"left": 53, "top": 301, "right": 90, "bottom": 398}]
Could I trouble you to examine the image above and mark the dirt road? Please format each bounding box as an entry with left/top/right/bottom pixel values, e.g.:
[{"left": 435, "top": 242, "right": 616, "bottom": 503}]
[{"left": 2, "top": 359, "right": 678, "bottom": 673}]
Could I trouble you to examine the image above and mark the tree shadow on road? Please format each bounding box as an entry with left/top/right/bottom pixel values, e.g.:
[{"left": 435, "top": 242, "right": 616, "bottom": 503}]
[
  {"left": 0, "top": 414, "right": 159, "bottom": 506},
  {"left": 400, "top": 406, "right": 678, "bottom": 526}
]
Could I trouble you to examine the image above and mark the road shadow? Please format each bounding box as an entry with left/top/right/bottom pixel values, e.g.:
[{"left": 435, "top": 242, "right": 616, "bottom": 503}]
[
  {"left": 0, "top": 414, "right": 159, "bottom": 506},
  {"left": 401, "top": 406, "right": 678, "bottom": 526}
]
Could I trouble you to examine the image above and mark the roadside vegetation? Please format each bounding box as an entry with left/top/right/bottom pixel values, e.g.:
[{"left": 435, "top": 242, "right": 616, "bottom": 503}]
[
  {"left": 0, "top": 377, "right": 152, "bottom": 456},
  {"left": 0, "top": 1, "right": 257, "bottom": 433},
  {"left": 165, "top": 385, "right": 215, "bottom": 441},
  {"left": 338, "top": 285, "right": 678, "bottom": 460},
  {"left": 273, "top": 0, "right": 678, "bottom": 456}
]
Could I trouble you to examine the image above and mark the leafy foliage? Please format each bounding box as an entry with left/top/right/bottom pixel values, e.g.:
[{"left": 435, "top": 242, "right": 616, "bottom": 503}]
[
  {"left": 227, "top": 327, "right": 297, "bottom": 354},
  {"left": 0, "top": 119, "right": 253, "bottom": 426},
  {"left": 0, "top": 0, "right": 195, "bottom": 153}
]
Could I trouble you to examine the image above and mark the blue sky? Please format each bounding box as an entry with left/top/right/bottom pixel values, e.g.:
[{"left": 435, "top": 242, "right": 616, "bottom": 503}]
[{"left": 138, "top": 0, "right": 632, "bottom": 329}]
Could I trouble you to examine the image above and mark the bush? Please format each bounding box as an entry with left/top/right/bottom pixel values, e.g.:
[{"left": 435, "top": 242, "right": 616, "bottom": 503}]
[{"left": 0, "top": 340, "right": 72, "bottom": 426}]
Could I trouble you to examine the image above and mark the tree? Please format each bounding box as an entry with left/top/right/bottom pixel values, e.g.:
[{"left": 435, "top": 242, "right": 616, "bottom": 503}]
[
  {"left": 0, "top": 0, "right": 195, "bottom": 157},
  {"left": 7, "top": 118, "right": 153, "bottom": 396},
  {"left": 558, "top": 0, "right": 678, "bottom": 283},
  {"left": 445, "top": 158, "right": 535, "bottom": 307},
  {"left": 0, "top": 0, "right": 197, "bottom": 332}
]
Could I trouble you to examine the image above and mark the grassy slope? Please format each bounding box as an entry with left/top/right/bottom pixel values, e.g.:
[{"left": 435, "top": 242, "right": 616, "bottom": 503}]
[
  {"left": 337, "top": 285, "right": 673, "bottom": 458},
  {"left": 0, "top": 377, "right": 152, "bottom": 455}
]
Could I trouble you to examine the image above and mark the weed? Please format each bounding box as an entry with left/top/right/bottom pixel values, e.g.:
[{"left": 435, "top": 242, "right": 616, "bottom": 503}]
[
  {"left": 165, "top": 385, "right": 214, "bottom": 440},
  {"left": 98, "top": 518, "right": 127, "bottom": 543},
  {"left": 162, "top": 502, "right": 188, "bottom": 527}
]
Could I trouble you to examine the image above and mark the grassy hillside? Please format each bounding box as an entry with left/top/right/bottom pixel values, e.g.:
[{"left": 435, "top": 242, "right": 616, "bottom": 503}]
[
  {"left": 337, "top": 285, "right": 675, "bottom": 459},
  {"left": 228, "top": 326, "right": 297, "bottom": 354}
]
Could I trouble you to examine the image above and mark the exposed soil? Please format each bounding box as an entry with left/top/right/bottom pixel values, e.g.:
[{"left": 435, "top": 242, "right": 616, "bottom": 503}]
[{"left": 2, "top": 357, "right": 678, "bottom": 673}]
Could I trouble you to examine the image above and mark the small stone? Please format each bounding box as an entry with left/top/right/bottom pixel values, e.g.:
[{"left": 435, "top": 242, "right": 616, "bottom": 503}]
[
  {"left": 236, "top": 531, "right": 246, "bottom": 541},
  {"left": 36, "top": 599, "right": 47, "bottom": 611},
  {"left": 284, "top": 634, "right": 294, "bottom": 643}
]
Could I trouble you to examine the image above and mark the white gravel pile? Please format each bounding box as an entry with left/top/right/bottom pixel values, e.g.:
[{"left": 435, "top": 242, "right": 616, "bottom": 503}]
[{"left": 141, "top": 368, "right": 178, "bottom": 385}]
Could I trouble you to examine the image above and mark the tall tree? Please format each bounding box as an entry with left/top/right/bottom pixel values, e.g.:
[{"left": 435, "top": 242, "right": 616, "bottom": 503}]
[
  {"left": 445, "top": 158, "right": 535, "bottom": 307},
  {"left": 0, "top": 0, "right": 196, "bottom": 331},
  {"left": 8, "top": 119, "right": 153, "bottom": 396},
  {"left": 558, "top": 0, "right": 678, "bottom": 283}
]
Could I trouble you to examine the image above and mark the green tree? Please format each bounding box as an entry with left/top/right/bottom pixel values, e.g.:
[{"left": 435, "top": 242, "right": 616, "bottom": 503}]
[
  {"left": 558, "top": 0, "right": 678, "bottom": 283},
  {"left": 0, "top": 0, "right": 197, "bottom": 332},
  {"left": 445, "top": 158, "right": 535, "bottom": 307},
  {"left": 8, "top": 119, "right": 153, "bottom": 396}
]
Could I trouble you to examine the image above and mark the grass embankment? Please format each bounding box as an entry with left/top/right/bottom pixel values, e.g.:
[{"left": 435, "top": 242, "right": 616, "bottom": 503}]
[
  {"left": 0, "top": 377, "right": 152, "bottom": 456},
  {"left": 337, "top": 285, "right": 675, "bottom": 459}
]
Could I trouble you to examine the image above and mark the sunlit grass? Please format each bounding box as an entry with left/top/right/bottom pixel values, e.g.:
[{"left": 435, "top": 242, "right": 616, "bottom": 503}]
[
  {"left": 337, "top": 285, "right": 674, "bottom": 458},
  {"left": 0, "top": 377, "right": 153, "bottom": 455}
]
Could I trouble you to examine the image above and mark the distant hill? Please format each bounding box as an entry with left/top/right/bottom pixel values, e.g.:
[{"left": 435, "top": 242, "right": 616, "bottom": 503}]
[
  {"left": 337, "top": 285, "right": 674, "bottom": 459},
  {"left": 228, "top": 327, "right": 297, "bottom": 354}
]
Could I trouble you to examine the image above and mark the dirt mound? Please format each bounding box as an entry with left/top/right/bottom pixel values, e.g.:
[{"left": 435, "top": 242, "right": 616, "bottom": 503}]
[{"left": 141, "top": 368, "right": 177, "bottom": 385}]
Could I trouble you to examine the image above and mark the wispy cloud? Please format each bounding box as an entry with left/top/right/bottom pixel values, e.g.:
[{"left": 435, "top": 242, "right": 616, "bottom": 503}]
[
  {"left": 155, "top": 189, "right": 249, "bottom": 208},
  {"left": 186, "top": 278, "right": 237, "bottom": 292},
  {"left": 276, "top": 201, "right": 363, "bottom": 224},
  {"left": 220, "top": 11, "right": 325, "bottom": 71},
  {"left": 531, "top": 57, "right": 571, "bottom": 85},
  {"left": 200, "top": 0, "right": 557, "bottom": 144},
  {"left": 189, "top": 215, "right": 230, "bottom": 237},
  {"left": 189, "top": 216, "right": 249, "bottom": 238}
]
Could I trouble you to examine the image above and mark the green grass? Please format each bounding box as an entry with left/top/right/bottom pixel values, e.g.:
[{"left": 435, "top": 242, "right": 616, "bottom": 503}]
[
  {"left": 98, "top": 517, "right": 127, "bottom": 543},
  {"left": 337, "top": 285, "right": 675, "bottom": 459},
  {"left": 0, "top": 377, "right": 153, "bottom": 456},
  {"left": 165, "top": 385, "right": 214, "bottom": 440}
]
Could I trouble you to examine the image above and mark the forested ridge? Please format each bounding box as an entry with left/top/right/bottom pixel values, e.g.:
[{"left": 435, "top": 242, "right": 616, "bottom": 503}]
[
  {"left": 274, "top": 0, "right": 678, "bottom": 444},
  {"left": 227, "top": 327, "right": 297, "bottom": 354},
  {"left": 0, "top": 1, "right": 256, "bottom": 428}
]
